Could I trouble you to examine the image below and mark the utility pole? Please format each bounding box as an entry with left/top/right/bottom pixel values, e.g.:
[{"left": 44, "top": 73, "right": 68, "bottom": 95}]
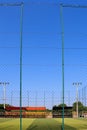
[{"left": 73, "top": 82, "right": 82, "bottom": 118}]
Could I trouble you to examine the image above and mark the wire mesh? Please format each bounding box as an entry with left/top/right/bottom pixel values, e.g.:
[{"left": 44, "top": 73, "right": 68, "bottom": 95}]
[{"left": 0, "top": 1, "right": 87, "bottom": 130}]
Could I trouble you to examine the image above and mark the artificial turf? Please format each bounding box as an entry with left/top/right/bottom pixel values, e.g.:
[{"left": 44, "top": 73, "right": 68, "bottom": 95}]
[{"left": 0, "top": 118, "right": 87, "bottom": 130}]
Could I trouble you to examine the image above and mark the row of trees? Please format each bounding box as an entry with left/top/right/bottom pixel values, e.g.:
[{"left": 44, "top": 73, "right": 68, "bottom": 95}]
[
  {"left": 54, "top": 101, "right": 87, "bottom": 112},
  {"left": 0, "top": 104, "right": 10, "bottom": 108},
  {"left": 73, "top": 101, "right": 87, "bottom": 112}
]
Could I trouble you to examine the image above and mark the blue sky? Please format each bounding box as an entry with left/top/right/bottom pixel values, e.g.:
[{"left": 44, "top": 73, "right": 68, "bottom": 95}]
[{"left": 0, "top": 0, "right": 87, "bottom": 108}]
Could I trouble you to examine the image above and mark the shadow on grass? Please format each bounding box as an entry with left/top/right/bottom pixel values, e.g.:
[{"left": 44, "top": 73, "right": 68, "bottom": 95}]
[
  {"left": 26, "top": 119, "right": 76, "bottom": 130},
  {"left": 26, "top": 124, "right": 37, "bottom": 130}
]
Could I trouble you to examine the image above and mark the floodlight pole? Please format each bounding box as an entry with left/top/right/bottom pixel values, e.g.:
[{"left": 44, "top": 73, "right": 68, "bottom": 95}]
[
  {"left": 3, "top": 85, "right": 6, "bottom": 109},
  {"left": 0, "top": 82, "right": 9, "bottom": 109},
  {"left": 73, "top": 82, "right": 82, "bottom": 118},
  {"left": 84, "top": 86, "right": 86, "bottom": 106},
  {"left": 60, "top": 4, "right": 65, "bottom": 130},
  {"left": 44, "top": 91, "right": 45, "bottom": 107},
  {"left": 27, "top": 91, "right": 29, "bottom": 106},
  {"left": 11, "top": 91, "right": 13, "bottom": 106},
  {"left": 52, "top": 91, "right": 54, "bottom": 108}
]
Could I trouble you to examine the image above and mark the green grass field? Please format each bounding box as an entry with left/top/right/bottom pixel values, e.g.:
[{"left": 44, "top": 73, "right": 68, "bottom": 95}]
[{"left": 0, "top": 118, "right": 87, "bottom": 130}]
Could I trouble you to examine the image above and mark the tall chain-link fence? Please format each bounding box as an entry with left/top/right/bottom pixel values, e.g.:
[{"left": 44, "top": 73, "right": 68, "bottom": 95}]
[
  {"left": 0, "top": 89, "right": 87, "bottom": 109},
  {"left": 0, "top": 1, "right": 87, "bottom": 130}
]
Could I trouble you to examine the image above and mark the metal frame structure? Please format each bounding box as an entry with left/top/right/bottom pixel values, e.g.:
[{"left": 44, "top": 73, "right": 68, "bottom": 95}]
[{"left": 0, "top": 2, "right": 23, "bottom": 130}]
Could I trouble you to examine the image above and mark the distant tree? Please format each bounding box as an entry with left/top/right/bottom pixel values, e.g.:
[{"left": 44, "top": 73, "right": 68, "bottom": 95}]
[
  {"left": 0, "top": 104, "right": 10, "bottom": 108},
  {"left": 73, "top": 101, "right": 84, "bottom": 112},
  {"left": 83, "top": 106, "right": 87, "bottom": 111},
  {"left": 53, "top": 105, "right": 57, "bottom": 107},
  {"left": 0, "top": 104, "right": 4, "bottom": 108},
  {"left": 58, "top": 104, "right": 67, "bottom": 107}
]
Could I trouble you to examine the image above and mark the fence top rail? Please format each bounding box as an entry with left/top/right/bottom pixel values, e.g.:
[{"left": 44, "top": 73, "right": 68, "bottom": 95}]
[
  {"left": 60, "top": 4, "right": 87, "bottom": 8},
  {"left": 0, "top": 2, "right": 23, "bottom": 6}
]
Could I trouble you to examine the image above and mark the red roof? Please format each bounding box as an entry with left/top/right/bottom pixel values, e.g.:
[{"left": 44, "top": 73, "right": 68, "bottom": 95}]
[
  {"left": 5, "top": 106, "right": 46, "bottom": 111},
  {"left": 5, "top": 106, "right": 26, "bottom": 111},
  {"left": 26, "top": 107, "right": 46, "bottom": 111}
]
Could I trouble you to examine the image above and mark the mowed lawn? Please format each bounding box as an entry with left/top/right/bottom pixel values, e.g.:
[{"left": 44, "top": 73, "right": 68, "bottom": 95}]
[{"left": 0, "top": 118, "right": 87, "bottom": 130}]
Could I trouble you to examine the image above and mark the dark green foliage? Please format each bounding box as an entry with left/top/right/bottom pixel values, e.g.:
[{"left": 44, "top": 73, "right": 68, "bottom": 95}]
[
  {"left": 72, "top": 101, "right": 84, "bottom": 112},
  {"left": 58, "top": 104, "right": 67, "bottom": 107},
  {"left": 0, "top": 104, "right": 10, "bottom": 108},
  {"left": 0, "top": 104, "right": 10, "bottom": 111}
]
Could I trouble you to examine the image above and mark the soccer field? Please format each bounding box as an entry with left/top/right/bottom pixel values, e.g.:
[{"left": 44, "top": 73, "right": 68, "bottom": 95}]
[{"left": 0, "top": 118, "right": 87, "bottom": 130}]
